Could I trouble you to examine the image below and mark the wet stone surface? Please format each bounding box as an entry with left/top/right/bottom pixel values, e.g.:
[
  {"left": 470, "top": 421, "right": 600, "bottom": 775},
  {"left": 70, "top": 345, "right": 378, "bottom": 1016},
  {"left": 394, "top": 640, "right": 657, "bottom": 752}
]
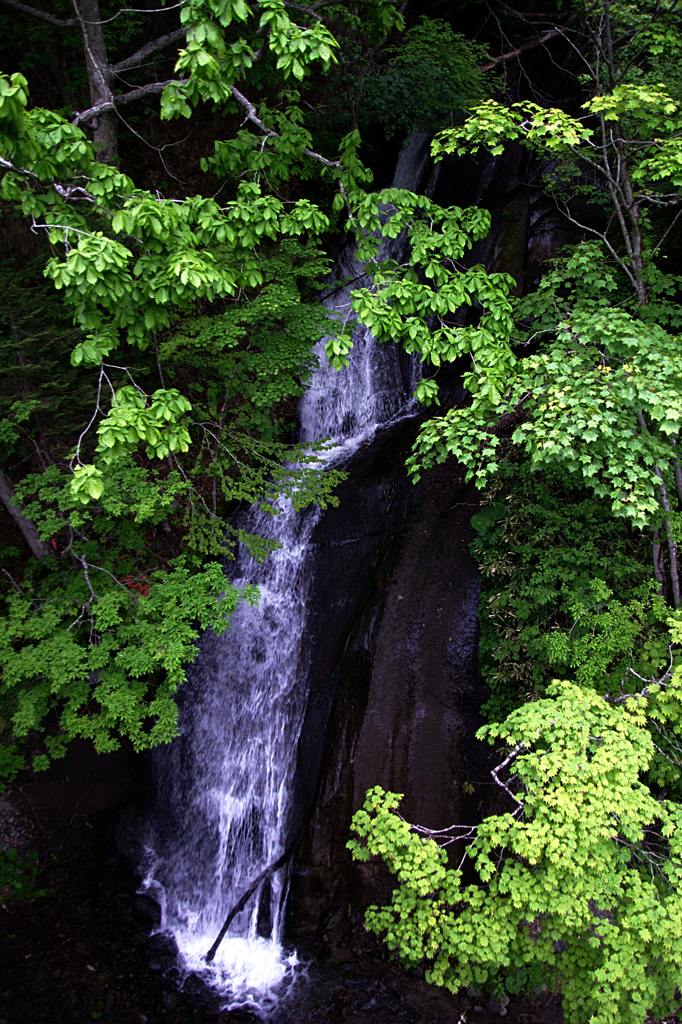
[
  {"left": 0, "top": 790, "right": 566, "bottom": 1024},
  {"left": 0, "top": 798, "right": 225, "bottom": 1024}
]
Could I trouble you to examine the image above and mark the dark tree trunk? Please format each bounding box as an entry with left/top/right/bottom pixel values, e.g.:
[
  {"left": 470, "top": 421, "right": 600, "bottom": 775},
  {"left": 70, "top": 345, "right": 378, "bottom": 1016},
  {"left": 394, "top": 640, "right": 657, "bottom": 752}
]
[
  {"left": 73, "top": 0, "right": 118, "bottom": 163},
  {"left": 0, "top": 469, "right": 51, "bottom": 560}
]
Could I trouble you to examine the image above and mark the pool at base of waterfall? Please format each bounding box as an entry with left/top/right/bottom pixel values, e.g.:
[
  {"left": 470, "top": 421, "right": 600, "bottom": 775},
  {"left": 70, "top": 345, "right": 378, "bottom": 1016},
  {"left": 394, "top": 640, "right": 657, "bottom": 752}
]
[{"left": 174, "top": 933, "right": 301, "bottom": 1015}]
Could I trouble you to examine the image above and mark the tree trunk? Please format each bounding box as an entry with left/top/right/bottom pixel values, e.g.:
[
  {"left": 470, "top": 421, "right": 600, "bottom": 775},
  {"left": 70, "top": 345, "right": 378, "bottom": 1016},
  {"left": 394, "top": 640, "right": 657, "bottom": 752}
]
[
  {"left": 0, "top": 469, "right": 51, "bottom": 560},
  {"left": 73, "top": 0, "right": 118, "bottom": 163}
]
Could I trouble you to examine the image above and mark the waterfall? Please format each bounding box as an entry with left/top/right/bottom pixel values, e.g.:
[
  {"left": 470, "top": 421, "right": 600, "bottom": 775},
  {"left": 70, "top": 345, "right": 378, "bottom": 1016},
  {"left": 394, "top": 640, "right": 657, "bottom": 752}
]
[{"left": 141, "top": 134, "right": 438, "bottom": 1015}]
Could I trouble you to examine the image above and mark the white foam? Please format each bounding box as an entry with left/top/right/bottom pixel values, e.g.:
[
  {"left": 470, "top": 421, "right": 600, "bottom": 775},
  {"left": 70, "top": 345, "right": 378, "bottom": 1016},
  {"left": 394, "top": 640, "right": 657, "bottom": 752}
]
[{"left": 177, "top": 934, "right": 299, "bottom": 1013}]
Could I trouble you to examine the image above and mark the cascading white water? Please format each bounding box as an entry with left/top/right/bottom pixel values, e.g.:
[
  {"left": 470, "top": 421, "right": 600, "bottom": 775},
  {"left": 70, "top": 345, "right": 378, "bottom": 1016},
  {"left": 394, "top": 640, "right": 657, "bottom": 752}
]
[{"left": 141, "top": 134, "right": 438, "bottom": 1015}]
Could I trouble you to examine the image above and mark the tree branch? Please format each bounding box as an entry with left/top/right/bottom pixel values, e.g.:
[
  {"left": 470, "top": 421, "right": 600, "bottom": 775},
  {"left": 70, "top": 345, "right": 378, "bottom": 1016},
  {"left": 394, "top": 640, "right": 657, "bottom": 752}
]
[
  {"left": 491, "top": 740, "right": 526, "bottom": 812},
  {"left": 110, "top": 27, "right": 186, "bottom": 74},
  {"left": 0, "top": 154, "right": 41, "bottom": 184},
  {"left": 480, "top": 25, "right": 569, "bottom": 71},
  {"left": 499, "top": 5, "right": 595, "bottom": 82},
  {"left": 280, "top": 0, "right": 323, "bottom": 22},
  {"left": 0, "top": 469, "right": 52, "bottom": 560},
  {"left": 654, "top": 205, "right": 682, "bottom": 252},
  {"left": 637, "top": 411, "right": 681, "bottom": 607},
  {"left": 551, "top": 192, "right": 641, "bottom": 297},
  {"left": 72, "top": 79, "right": 184, "bottom": 125},
  {"left": 229, "top": 84, "right": 341, "bottom": 169},
  {"left": 73, "top": 65, "right": 343, "bottom": 172},
  {"left": 655, "top": 464, "right": 681, "bottom": 609},
  {"left": 670, "top": 438, "right": 682, "bottom": 505},
  {"left": 1, "top": 154, "right": 108, "bottom": 212},
  {"left": 0, "top": 0, "right": 76, "bottom": 26},
  {"left": 653, "top": 528, "right": 665, "bottom": 588}
]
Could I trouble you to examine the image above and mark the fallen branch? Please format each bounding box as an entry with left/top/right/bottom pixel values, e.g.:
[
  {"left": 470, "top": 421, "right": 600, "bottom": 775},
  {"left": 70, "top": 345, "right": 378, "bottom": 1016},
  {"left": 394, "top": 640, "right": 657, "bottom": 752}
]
[{"left": 205, "top": 829, "right": 303, "bottom": 963}]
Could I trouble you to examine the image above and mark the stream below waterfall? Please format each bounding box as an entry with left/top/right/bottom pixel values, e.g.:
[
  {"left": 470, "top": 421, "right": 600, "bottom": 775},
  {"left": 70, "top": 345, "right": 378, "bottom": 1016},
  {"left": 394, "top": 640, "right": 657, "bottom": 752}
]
[
  {"left": 0, "top": 797, "right": 564, "bottom": 1024},
  {"left": 139, "top": 135, "right": 438, "bottom": 1015}
]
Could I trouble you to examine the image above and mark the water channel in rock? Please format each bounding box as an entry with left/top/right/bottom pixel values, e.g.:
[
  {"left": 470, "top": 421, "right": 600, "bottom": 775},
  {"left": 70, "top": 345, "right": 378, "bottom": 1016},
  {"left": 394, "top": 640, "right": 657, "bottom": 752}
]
[{"left": 140, "top": 135, "right": 438, "bottom": 1015}]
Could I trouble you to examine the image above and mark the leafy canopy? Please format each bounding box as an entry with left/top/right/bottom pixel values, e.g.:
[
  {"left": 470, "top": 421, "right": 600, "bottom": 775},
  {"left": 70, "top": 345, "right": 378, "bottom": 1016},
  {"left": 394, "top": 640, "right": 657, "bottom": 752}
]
[
  {"left": 0, "top": 20, "right": 354, "bottom": 779},
  {"left": 347, "top": 4, "right": 682, "bottom": 1021}
]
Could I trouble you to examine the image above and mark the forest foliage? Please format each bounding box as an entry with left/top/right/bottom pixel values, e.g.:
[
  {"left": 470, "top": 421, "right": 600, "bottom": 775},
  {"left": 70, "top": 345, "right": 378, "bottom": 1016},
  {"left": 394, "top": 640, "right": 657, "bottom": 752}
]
[
  {"left": 0, "top": 0, "right": 491, "bottom": 775},
  {"left": 2, "top": 0, "right": 682, "bottom": 1019},
  {"left": 346, "top": 1, "right": 682, "bottom": 1022}
]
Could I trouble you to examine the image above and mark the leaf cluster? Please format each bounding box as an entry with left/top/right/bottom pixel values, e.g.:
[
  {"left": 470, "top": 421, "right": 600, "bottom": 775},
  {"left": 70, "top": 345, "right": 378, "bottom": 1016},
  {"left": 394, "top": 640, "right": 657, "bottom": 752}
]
[
  {"left": 0, "top": 846, "right": 46, "bottom": 901},
  {"left": 409, "top": 288, "right": 682, "bottom": 529},
  {"left": 350, "top": 681, "right": 682, "bottom": 1024},
  {"left": 342, "top": 18, "right": 489, "bottom": 142},
  {"left": 471, "top": 458, "right": 663, "bottom": 721},
  {"left": 327, "top": 188, "right": 515, "bottom": 395},
  {"left": 0, "top": 68, "right": 350, "bottom": 782}
]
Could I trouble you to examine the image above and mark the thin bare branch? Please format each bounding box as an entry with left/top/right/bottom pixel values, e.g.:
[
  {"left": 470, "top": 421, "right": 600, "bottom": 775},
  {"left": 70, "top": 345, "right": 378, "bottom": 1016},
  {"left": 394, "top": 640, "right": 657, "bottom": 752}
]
[
  {"left": 281, "top": 0, "right": 323, "bottom": 22},
  {"left": 653, "top": 528, "right": 665, "bottom": 588},
  {"left": 491, "top": 740, "right": 526, "bottom": 810},
  {"left": 111, "top": 27, "right": 186, "bottom": 74},
  {"left": 73, "top": 364, "right": 105, "bottom": 467},
  {"left": 670, "top": 438, "right": 682, "bottom": 505},
  {"left": 0, "top": 0, "right": 76, "bottom": 26},
  {"left": 654, "top": 205, "right": 682, "bottom": 252},
  {"left": 497, "top": 5, "right": 592, "bottom": 79},
  {"left": 551, "top": 193, "right": 641, "bottom": 296},
  {"left": 75, "top": 0, "right": 183, "bottom": 24},
  {"left": 229, "top": 84, "right": 341, "bottom": 170},
  {"left": 481, "top": 25, "right": 570, "bottom": 71},
  {"left": 637, "top": 410, "right": 680, "bottom": 607},
  {"left": 0, "top": 154, "right": 42, "bottom": 184},
  {"left": 655, "top": 463, "right": 681, "bottom": 608},
  {"left": 605, "top": 644, "right": 675, "bottom": 704},
  {"left": 2, "top": 567, "right": 26, "bottom": 595},
  {"left": 407, "top": 820, "right": 479, "bottom": 848},
  {"left": 72, "top": 79, "right": 184, "bottom": 126}
]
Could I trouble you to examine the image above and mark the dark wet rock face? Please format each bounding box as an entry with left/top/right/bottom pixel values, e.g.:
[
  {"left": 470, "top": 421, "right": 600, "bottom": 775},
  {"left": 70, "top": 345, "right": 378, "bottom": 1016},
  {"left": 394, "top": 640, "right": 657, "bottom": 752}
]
[{"left": 285, "top": 404, "right": 489, "bottom": 933}]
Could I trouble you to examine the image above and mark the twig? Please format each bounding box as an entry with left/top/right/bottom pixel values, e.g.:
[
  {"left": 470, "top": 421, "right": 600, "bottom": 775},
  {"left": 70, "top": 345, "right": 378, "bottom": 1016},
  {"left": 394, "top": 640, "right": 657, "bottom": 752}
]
[
  {"left": 491, "top": 741, "right": 526, "bottom": 810},
  {"left": 13, "top": 785, "right": 46, "bottom": 834},
  {"left": 654, "top": 205, "right": 682, "bottom": 252},
  {"left": 1, "top": 567, "right": 25, "bottom": 595}
]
